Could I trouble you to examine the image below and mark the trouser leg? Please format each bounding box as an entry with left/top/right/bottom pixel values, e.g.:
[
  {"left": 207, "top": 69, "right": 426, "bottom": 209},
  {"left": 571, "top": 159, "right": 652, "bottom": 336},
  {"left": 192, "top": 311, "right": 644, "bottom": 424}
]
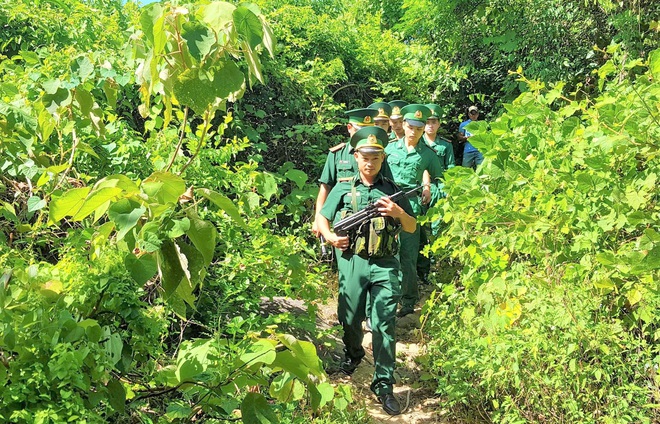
[
  {"left": 399, "top": 224, "right": 420, "bottom": 309},
  {"left": 337, "top": 254, "right": 367, "bottom": 360},
  {"left": 369, "top": 263, "right": 400, "bottom": 396}
]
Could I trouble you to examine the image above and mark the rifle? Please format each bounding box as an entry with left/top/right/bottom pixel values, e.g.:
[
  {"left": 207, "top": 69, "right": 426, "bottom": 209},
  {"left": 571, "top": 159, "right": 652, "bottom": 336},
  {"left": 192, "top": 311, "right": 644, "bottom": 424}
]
[{"left": 333, "top": 185, "right": 423, "bottom": 236}]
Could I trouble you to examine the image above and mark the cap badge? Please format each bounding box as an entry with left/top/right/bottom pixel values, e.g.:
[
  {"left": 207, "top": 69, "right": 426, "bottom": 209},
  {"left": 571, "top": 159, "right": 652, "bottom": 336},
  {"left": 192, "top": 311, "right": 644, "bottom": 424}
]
[
  {"left": 379, "top": 108, "right": 385, "bottom": 114},
  {"left": 414, "top": 110, "right": 422, "bottom": 119},
  {"left": 364, "top": 116, "right": 372, "bottom": 124},
  {"left": 392, "top": 107, "right": 400, "bottom": 114},
  {"left": 367, "top": 134, "right": 377, "bottom": 144}
]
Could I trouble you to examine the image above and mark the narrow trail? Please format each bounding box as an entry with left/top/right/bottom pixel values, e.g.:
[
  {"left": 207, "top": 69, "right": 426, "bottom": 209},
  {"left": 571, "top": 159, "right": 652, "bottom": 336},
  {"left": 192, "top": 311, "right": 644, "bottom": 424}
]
[
  {"left": 316, "top": 287, "right": 450, "bottom": 424},
  {"left": 262, "top": 261, "right": 466, "bottom": 422}
]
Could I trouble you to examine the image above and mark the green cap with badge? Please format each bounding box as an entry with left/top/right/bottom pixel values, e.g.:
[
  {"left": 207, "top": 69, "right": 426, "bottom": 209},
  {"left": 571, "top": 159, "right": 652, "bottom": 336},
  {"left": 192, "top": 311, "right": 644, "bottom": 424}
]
[
  {"left": 350, "top": 126, "right": 389, "bottom": 153},
  {"left": 368, "top": 102, "right": 392, "bottom": 121},
  {"left": 388, "top": 100, "right": 408, "bottom": 119},
  {"left": 425, "top": 103, "right": 442, "bottom": 120},
  {"left": 400, "top": 104, "right": 431, "bottom": 128},
  {"left": 345, "top": 108, "right": 378, "bottom": 127}
]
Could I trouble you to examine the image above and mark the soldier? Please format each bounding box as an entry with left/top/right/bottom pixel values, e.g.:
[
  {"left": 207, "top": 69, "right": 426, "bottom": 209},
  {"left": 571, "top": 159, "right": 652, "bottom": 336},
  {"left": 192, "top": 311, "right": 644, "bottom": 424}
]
[
  {"left": 312, "top": 108, "right": 379, "bottom": 237},
  {"left": 387, "top": 100, "right": 408, "bottom": 141},
  {"left": 317, "top": 126, "right": 416, "bottom": 416},
  {"left": 368, "top": 101, "right": 392, "bottom": 133},
  {"left": 417, "top": 103, "right": 454, "bottom": 284},
  {"left": 384, "top": 104, "right": 443, "bottom": 317}
]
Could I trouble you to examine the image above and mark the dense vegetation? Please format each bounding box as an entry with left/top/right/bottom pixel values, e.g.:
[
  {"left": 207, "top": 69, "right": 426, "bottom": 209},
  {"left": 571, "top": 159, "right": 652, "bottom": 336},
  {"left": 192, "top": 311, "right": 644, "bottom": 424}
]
[{"left": 0, "top": 0, "right": 658, "bottom": 423}]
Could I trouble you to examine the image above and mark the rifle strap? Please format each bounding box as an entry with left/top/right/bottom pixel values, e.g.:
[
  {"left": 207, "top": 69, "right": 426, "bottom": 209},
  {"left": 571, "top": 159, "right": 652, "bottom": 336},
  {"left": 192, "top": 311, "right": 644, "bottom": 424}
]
[{"left": 351, "top": 184, "right": 359, "bottom": 213}]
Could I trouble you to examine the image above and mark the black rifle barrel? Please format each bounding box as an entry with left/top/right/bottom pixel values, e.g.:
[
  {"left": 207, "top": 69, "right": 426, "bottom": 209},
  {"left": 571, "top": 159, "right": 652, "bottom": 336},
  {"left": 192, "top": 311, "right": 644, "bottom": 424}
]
[{"left": 333, "top": 185, "right": 423, "bottom": 235}]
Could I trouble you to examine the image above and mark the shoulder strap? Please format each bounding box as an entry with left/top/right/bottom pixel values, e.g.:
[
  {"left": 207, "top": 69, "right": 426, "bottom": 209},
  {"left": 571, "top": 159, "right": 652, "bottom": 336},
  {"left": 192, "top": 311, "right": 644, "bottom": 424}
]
[{"left": 329, "top": 142, "right": 346, "bottom": 153}]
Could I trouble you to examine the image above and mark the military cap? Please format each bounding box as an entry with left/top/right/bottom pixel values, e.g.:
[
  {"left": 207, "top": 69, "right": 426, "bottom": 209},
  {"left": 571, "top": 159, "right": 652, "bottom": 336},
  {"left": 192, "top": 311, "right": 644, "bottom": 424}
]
[
  {"left": 425, "top": 103, "right": 442, "bottom": 120},
  {"left": 401, "top": 104, "right": 431, "bottom": 128},
  {"left": 350, "top": 126, "right": 389, "bottom": 153},
  {"left": 345, "top": 108, "right": 378, "bottom": 127},
  {"left": 368, "top": 102, "right": 392, "bottom": 121},
  {"left": 388, "top": 100, "right": 409, "bottom": 119}
]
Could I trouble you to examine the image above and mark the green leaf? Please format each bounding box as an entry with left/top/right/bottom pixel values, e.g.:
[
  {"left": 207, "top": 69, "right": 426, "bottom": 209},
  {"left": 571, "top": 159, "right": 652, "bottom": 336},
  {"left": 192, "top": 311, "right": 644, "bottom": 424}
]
[
  {"left": 649, "top": 49, "right": 660, "bottom": 80},
  {"left": 107, "top": 198, "right": 146, "bottom": 241},
  {"left": 197, "top": 2, "right": 235, "bottom": 31},
  {"left": 142, "top": 171, "right": 186, "bottom": 205},
  {"left": 124, "top": 253, "right": 158, "bottom": 285},
  {"left": 186, "top": 216, "right": 217, "bottom": 266},
  {"left": 238, "top": 339, "right": 277, "bottom": 367},
  {"left": 78, "top": 319, "right": 102, "bottom": 343},
  {"left": 75, "top": 88, "right": 94, "bottom": 116},
  {"left": 275, "top": 334, "right": 324, "bottom": 376},
  {"left": 182, "top": 21, "right": 215, "bottom": 62},
  {"left": 72, "top": 187, "right": 123, "bottom": 222},
  {"left": 241, "top": 392, "right": 279, "bottom": 424},
  {"left": 104, "top": 333, "right": 123, "bottom": 365},
  {"left": 255, "top": 172, "right": 278, "bottom": 200},
  {"left": 42, "top": 87, "right": 72, "bottom": 114},
  {"left": 198, "top": 188, "right": 248, "bottom": 230},
  {"left": 72, "top": 56, "right": 94, "bottom": 81},
  {"left": 27, "top": 196, "right": 47, "bottom": 213},
  {"left": 233, "top": 6, "right": 263, "bottom": 48},
  {"left": 158, "top": 239, "right": 188, "bottom": 298},
  {"left": 50, "top": 187, "right": 91, "bottom": 222},
  {"left": 173, "top": 62, "right": 245, "bottom": 115},
  {"left": 107, "top": 378, "right": 126, "bottom": 413},
  {"left": 95, "top": 174, "right": 140, "bottom": 194},
  {"left": 284, "top": 169, "right": 308, "bottom": 190}
]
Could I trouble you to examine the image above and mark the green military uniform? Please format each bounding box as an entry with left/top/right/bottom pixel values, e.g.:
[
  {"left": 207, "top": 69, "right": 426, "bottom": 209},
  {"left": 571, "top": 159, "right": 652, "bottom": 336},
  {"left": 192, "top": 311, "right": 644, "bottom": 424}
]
[
  {"left": 321, "top": 127, "right": 414, "bottom": 398},
  {"left": 319, "top": 108, "right": 392, "bottom": 186},
  {"left": 417, "top": 104, "right": 454, "bottom": 281},
  {"left": 387, "top": 100, "right": 408, "bottom": 142},
  {"left": 384, "top": 105, "right": 443, "bottom": 313}
]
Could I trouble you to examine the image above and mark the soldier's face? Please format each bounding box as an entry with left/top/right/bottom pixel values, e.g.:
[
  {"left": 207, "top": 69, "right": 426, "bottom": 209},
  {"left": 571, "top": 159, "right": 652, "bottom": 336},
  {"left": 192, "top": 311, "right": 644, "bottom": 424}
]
[
  {"left": 354, "top": 151, "right": 384, "bottom": 177},
  {"left": 374, "top": 120, "right": 390, "bottom": 132},
  {"left": 425, "top": 119, "right": 439, "bottom": 136},
  {"left": 389, "top": 117, "right": 403, "bottom": 133},
  {"left": 403, "top": 121, "right": 424, "bottom": 142}
]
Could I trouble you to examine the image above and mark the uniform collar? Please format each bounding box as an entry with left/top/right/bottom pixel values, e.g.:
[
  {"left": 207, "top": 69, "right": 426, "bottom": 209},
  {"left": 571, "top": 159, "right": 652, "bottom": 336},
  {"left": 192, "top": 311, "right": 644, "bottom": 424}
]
[{"left": 352, "top": 172, "right": 385, "bottom": 187}]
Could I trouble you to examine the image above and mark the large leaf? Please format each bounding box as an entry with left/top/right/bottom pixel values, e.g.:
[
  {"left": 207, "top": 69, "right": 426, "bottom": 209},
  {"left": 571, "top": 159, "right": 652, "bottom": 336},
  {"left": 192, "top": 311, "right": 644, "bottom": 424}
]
[
  {"left": 72, "top": 187, "right": 123, "bottom": 222},
  {"left": 158, "top": 239, "right": 189, "bottom": 298},
  {"left": 107, "top": 198, "right": 146, "bottom": 241},
  {"left": 649, "top": 48, "right": 660, "bottom": 81},
  {"left": 182, "top": 21, "right": 215, "bottom": 62},
  {"left": 124, "top": 252, "right": 158, "bottom": 285},
  {"left": 198, "top": 188, "right": 248, "bottom": 230},
  {"left": 173, "top": 62, "right": 245, "bottom": 115},
  {"left": 186, "top": 215, "right": 217, "bottom": 266},
  {"left": 197, "top": 1, "right": 235, "bottom": 31},
  {"left": 255, "top": 172, "right": 278, "bottom": 200},
  {"left": 233, "top": 6, "right": 263, "bottom": 48},
  {"left": 50, "top": 187, "right": 91, "bottom": 222},
  {"left": 241, "top": 392, "right": 278, "bottom": 424},
  {"left": 142, "top": 171, "right": 186, "bottom": 205}
]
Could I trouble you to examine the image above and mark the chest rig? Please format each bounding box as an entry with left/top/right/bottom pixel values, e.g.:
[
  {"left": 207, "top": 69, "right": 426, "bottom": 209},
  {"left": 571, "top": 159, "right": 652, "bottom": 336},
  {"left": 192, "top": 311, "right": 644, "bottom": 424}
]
[{"left": 342, "top": 183, "right": 401, "bottom": 259}]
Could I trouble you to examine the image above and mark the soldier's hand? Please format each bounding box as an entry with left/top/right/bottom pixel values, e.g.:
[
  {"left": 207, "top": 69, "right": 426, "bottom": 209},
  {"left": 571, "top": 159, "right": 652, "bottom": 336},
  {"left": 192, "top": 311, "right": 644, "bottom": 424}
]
[
  {"left": 376, "top": 197, "right": 405, "bottom": 219},
  {"left": 311, "top": 216, "right": 321, "bottom": 237},
  {"left": 328, "top": 233, "right": 350, "bottom": 251},
  {"left": 421, "top": 186, "right": 431, "bottom": 205}
]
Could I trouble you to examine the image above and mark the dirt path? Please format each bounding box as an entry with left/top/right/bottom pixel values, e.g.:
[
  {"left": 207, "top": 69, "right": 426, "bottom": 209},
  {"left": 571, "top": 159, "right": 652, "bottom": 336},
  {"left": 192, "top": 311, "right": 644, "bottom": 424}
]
[
  {"left": 262, "top": 262, "right": 463, "bottom": 422},
  {"left": 315, "top": 287, "right": 450, "bottom": 424}
]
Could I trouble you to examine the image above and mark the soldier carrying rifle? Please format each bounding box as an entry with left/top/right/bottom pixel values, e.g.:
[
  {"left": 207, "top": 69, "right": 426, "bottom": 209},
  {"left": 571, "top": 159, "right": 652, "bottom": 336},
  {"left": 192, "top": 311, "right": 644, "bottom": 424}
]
[{"left": 316, "top": 126, "right": 416, "bottom": 416}]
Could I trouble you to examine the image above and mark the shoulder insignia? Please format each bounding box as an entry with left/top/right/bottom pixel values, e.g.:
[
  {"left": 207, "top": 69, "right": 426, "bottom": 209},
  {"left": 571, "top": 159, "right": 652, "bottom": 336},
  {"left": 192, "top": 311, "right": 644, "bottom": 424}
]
[
  {"left": 338, "top": 177, "right": 353, "bottom": 183},
  {"left": 329, "top": 142, "right": 346, "bottom": 153}
]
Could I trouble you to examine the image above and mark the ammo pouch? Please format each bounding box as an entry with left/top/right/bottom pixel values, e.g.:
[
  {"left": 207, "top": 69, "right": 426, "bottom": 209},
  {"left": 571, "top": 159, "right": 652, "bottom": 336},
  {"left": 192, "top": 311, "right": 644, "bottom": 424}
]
[{"left": 353, "top": 216, "right": 401, "bottom": 259}]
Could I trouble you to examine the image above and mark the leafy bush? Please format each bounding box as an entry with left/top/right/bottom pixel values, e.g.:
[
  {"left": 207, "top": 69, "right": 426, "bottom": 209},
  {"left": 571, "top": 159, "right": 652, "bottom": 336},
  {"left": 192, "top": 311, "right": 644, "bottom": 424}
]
[{"left": 424, "top": 46, "right": 660, "bottom": 422}]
